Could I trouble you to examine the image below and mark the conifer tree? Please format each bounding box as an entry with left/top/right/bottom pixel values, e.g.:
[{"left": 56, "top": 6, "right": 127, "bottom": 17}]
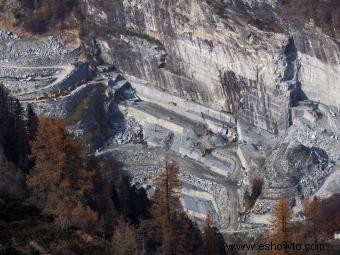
[
  {"left": 26, "top": 103, "right": 38, "bottom": 141},
  {"left": 151, "top": 159, "right": 182, "bottom": 255},
  {"left": 266, "top": 197, "right": 292, "bottom": 255},
  {"left": 0, "top": 85, "right": 15, "bottom": 162},
  {"left": 302, "top": 197, "right": 321, "bottom": 242},
  {"left": 13, "top": 99, "right": 29, "bottom": 169},
  {"left": 202, "top": 212, "right": 217, "bottom": 255},
  {"left": 200, "top": 212, "right": 226, "bottom": 255},
  {"left": 152, "top": 159, "right": 182, "bottom": 221},
  {"left": 144, "top": 159, "right": 205, "bottom": 254},
  {"left": 0, "top": 86, "right": 30, "bottom": 170},
  {"left": 28, "top": 117, "right": 98, "bottom": 229},
  {"left": 112, "top": 217, "right": 139, "bottom": 255},
  {"left": 0, "top": 85, "right": 11, "bottom": 144}
]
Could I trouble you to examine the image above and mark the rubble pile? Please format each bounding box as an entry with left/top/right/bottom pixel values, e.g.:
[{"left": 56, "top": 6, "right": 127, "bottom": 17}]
[
  {"left": 298, "top": 146, "right": 334, "bottom": 197},
  {"left": 111, "top": 118, "right": 143, "bottom": 144},
  {"left": 285, "top": 118, "right": 340, "bottom": 161},
  {"left": 0, "top": 30, "right": 19, "bottom": 40},
  {"left": 0, "top": 33, "right": 77, "bottom": 67},
  {"left": 253, "top": 142, "right": 333, "bottom": 215},
  {"left": 143, "top": 123, "right": 174, "bottom": 149}
]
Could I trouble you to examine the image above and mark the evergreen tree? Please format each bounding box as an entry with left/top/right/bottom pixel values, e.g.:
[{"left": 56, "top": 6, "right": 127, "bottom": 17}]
[
  {"left": 26, "top": 103, "right": 38, "bottom": 141},
  {"left": 0, "top": 86, "right": 30, "bottom": 171},
  {"left": 13, "top": 99, "right": 29, "bottom": 170},
  {"left": 0, "top": 85, "right": 11, "bottom": 145}
]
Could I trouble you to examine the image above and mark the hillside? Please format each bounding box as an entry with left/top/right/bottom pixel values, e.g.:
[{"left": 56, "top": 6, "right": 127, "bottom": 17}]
[{"left": 0, "top": 0, "right": 340, "bottom": 254}]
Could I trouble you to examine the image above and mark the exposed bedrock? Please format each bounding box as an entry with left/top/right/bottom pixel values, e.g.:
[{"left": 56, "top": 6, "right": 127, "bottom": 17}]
[
  {"left": 1, "top": 0, "right": 340, "bottom": 234},
  {"left": 82, "top": 0, "right": 340, "bottom": 134}
]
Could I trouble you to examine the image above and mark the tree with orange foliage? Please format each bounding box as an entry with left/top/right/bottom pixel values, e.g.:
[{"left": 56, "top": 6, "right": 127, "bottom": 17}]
[
  {"left": 301, "top": 195, "right": 340, "bottom": 244},
  {"left": 266, "top": 197, "right": 292, "bottom": 255},
  {"left": 112, "top": 217, "right": 140, "bottom": 255},
  {"left": 150, "top": 159, "right": 182, "bottom": 255},
  {"left": 302, "top": 197, "right": 321, "bottom": 241},
  {"left": 200, "top": 212, "right": 226, "bottom": 255},
  {"left": 202, "top": 212, "right": 217, "bottom": 255},
  {"left": 27, "top": 117, "right": 98, "bottom": 229},
  {"left": 142, "top": 159, "right": 205, "bottom": 255},
  {"left": 152, "top": 159, "right": 182, "bottom": 221}
]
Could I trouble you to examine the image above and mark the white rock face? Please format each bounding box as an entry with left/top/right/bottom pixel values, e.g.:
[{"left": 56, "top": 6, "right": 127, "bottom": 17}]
[
  {"left": 1, "top": 0, "right": 339, "bottom": 233},
  {"left": 83, "top": 0, "right": 340, "bottom": 134},
  {"left": 298, "top": 51, "right": 340, "bottom": 108}
]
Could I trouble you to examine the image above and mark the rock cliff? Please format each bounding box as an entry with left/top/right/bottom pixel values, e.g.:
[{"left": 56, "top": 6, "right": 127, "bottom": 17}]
[
  {"left": 1, "top": 0, "right": 340, "bottom": 233},
  {"left": 81, "top": 0, "right": 340, "bottom": 134}
]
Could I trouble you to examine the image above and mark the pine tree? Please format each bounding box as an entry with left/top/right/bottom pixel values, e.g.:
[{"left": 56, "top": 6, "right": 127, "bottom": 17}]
[
  {"left": 0, "top": 85, "right": 11, "bottom": 145},
  {"left": 0, "top": 85, "right": 15, "bottom": 163},
  {"left": 13, "top": 99, "right": 29, "bottom": 169},
  {"left": 0, "top": 86, "right": 30, "bottom": 171},
  {"left": 26, "top": 103, "right": 38, "bottom": 141},
  {"left": 27, "top": 117, "right": 98, "bottom": 229},
  {"left": 266, "top": 197, "right": 292, "bottom": 255}
]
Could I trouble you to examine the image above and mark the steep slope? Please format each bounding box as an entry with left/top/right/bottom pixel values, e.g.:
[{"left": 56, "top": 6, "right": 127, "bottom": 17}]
[
  {"left": 1, "top": 0, "right": 340, "bottom": 234},
  {"left": 81, "top": 0, "right": 340, "bottom": 134}
]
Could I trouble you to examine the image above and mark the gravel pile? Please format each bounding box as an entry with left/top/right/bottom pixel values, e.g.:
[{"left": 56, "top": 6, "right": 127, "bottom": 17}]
[
  {"left": 284, "top": 118, "right": 340, "bottom": 161},
  {"left": 111, "top": 118, "right": 143, "bottom": 144},
  {"left": 0, "top": 30, "right": 19, "bottom": 40}
]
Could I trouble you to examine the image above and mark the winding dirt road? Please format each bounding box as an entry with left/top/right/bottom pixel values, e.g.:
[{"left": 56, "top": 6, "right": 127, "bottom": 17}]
[{"left": 0, "top": 64, "right": 74, "bottom": 96}]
